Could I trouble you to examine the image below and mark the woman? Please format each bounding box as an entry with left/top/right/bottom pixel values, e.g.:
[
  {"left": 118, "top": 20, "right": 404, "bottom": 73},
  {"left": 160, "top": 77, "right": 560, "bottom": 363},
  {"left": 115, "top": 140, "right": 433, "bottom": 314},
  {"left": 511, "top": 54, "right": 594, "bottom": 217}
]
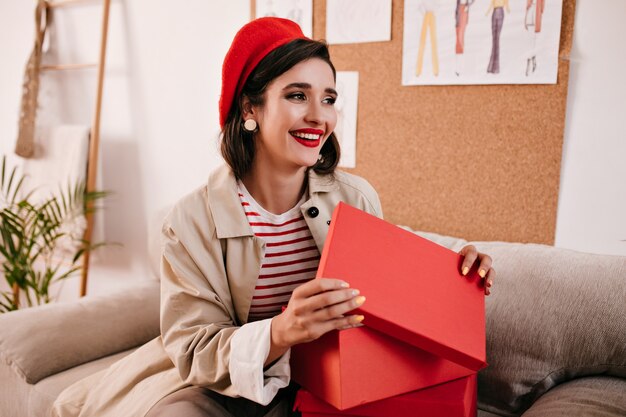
[
  {"left": 455, "top": 0, "right": 475, "bottom": 76},
  {"left": 53, "top": 17, "right": 494, "bottom": 417},
  {"left": 524, "top": 0, "right": 545, "bottom": 76},
  {"left": 416, "top": 0, "right": 440, "bottom": 77},
  {"left": 486, "top": 0, "right": 510, "bottom": 74}
]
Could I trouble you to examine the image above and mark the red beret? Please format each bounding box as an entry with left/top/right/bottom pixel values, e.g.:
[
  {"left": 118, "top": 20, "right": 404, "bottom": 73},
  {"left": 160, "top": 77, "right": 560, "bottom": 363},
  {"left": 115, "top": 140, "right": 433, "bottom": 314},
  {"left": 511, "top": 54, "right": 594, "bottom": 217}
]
[{"left": 219, "top": 17, "right": 307, "bottom": 128}]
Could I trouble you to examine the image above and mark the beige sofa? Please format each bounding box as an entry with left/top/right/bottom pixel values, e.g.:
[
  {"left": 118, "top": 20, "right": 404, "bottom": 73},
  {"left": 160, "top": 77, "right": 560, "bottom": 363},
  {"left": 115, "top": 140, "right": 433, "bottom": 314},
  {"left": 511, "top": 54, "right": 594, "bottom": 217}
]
[{"left": 1, "top": 234, "right": 625, "bottom": 417}]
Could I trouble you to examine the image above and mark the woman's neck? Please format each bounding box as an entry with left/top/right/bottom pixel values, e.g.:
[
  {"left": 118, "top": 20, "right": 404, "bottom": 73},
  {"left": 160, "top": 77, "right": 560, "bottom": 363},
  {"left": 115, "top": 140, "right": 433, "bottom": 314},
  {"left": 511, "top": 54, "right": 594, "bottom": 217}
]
[{"left": 241, "top": 162, "right": 308, "bottom": 215}]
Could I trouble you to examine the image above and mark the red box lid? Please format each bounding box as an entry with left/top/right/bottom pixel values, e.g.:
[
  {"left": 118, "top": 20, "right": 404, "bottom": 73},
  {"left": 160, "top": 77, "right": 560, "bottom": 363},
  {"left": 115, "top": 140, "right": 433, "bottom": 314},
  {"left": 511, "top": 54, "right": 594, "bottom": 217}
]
[
  {"left": 317, "top": 202, "right": 486, "bottom": 371},
  {"left": 295, "top": 374, "right": 477, "bottom": 417}
]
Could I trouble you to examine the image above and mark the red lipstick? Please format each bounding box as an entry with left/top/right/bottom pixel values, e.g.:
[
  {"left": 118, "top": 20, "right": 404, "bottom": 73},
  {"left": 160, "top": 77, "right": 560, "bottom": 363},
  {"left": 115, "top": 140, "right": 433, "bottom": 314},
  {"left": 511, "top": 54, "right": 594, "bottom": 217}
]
[
  {"left": 289, "top": 128, "right": 324, "bottom": 148},
  {"left": 291, "top": 128, "right": 325, "bottom": 135}
]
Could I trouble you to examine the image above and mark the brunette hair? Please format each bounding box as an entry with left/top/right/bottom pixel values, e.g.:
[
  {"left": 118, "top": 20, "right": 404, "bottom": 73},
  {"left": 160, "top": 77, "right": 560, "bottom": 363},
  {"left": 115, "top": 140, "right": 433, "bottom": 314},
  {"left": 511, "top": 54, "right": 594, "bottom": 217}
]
[{"left": 220, "top": 39, "right": 341, "bottom": 179}]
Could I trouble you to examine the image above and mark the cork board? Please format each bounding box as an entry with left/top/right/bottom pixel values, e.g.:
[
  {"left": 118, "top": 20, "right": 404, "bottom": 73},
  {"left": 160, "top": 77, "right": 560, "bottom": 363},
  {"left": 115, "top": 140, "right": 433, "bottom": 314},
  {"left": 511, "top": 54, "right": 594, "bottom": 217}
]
[{"left": 254, "top": 0, "right": 576, "bottom": 244}]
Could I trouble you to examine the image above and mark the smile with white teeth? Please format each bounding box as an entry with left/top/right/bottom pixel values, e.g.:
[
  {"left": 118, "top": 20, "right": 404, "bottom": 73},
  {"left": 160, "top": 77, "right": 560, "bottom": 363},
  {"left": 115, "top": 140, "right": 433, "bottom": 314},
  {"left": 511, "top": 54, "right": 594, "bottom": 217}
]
[{"left": 291, "top": 132, "right": 321, "bottom": 140}]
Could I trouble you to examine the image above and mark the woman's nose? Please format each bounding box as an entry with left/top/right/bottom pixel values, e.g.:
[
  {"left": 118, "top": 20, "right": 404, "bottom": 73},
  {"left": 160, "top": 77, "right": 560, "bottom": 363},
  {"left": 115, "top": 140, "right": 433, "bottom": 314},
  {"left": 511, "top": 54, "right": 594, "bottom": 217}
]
[{"left": 304, "top": 102, "right": 325, "bottom": 125}]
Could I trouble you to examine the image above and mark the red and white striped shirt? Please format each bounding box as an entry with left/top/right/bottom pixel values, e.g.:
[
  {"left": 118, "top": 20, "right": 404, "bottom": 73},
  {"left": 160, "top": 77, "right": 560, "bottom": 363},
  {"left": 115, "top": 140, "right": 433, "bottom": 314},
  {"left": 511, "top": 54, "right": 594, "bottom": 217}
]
[{"left": 237, "top": 181, "right": 320, "bottom": 322}]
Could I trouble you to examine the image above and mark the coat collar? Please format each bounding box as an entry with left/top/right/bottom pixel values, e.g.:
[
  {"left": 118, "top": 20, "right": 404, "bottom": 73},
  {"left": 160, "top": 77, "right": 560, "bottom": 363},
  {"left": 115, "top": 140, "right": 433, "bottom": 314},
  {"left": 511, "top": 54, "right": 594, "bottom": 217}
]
[{"left": 207, "top": 163, "right": 339, "bottom": 239}]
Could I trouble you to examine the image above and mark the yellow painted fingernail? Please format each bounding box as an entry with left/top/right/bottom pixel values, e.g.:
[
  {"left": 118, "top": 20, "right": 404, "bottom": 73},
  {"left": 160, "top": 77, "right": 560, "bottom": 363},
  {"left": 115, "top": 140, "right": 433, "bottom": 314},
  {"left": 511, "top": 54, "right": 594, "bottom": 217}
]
[
  {"left": 355, "top": 315, "right": 365, "bottom": 323},
  {"left": 462, "top": 267, "right": 469, "bottom": 276},
  {"left": 479, "top": 269, "right": 486, "bottom": 278},
  {"left": 355, "top": 296, "right": 366, "bottom": 305}
]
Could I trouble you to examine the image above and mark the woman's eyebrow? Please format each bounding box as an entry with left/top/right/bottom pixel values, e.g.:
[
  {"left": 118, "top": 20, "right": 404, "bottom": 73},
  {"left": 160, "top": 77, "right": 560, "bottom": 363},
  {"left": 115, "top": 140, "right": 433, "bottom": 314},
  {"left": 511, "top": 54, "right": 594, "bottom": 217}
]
[
  {"left": 283, "top": 82, "right": 311, "bottom": 90},
  {"left": 282, "top": 83, "right": 338, "bottom": 96}
]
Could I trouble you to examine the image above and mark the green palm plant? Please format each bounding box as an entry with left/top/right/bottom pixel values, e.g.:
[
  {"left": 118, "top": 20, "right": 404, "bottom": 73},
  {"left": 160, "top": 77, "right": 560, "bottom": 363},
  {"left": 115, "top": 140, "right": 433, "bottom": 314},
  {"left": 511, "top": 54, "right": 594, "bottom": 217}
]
[{"left": 0, "top": 155, "right": 108, "bottom": 312}]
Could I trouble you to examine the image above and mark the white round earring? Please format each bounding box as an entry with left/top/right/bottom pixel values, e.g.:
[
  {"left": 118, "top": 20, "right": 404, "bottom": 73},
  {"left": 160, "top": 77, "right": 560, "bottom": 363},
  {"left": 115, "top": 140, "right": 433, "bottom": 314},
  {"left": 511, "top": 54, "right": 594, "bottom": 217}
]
[{"left": 243, "top": 119, "right": 257, "bottom": 132}]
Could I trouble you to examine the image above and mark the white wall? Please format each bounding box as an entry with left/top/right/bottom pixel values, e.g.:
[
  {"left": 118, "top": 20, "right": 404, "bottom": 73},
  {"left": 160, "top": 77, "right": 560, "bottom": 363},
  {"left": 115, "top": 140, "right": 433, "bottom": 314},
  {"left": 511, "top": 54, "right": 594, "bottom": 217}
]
[
  {"left": 0, "top": 0, "right": 625, "bottom": 303},
  {"left": 0, "top": 0, "right": 248, "bottom": 301},
  {"left": 555, "top": 0, "right": 626, "bottom": 256}
]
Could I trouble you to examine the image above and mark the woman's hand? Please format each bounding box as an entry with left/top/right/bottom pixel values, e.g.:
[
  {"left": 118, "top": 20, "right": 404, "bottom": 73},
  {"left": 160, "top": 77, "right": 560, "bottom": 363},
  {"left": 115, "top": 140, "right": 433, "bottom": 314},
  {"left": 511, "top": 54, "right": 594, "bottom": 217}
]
[
  {"left": 458, "top": 245, "right": 495, "bottom": 296},
  {"left": 267, "top": 278, "right": 365, "bottom": 362}
]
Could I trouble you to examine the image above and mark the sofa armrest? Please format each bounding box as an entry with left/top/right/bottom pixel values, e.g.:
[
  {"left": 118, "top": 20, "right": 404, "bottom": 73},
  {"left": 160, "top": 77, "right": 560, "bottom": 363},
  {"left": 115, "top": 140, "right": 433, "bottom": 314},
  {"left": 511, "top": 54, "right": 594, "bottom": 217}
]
[
  {"left": 473, "top": 242, "right": 626, "bottom": 415},
  {"left": 0, "top": 280, "right": 160, "bottom": 384}
]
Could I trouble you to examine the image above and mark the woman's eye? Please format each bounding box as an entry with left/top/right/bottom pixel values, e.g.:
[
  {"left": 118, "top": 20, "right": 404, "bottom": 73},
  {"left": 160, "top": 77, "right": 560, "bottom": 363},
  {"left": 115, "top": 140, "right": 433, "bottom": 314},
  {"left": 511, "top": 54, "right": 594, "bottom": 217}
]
[
  {"left": 323, "top": 96, "right": 337, "bottom": 105},
  {"left": 288, "top": 93, "right": 306, "bottom": 101}
]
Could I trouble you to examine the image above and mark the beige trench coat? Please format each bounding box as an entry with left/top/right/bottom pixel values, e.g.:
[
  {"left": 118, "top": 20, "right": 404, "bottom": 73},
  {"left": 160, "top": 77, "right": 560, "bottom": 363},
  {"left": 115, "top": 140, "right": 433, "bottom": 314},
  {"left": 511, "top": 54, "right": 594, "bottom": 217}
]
[{"left": 52, "top": 164, "right": 382, "bottom": 417}]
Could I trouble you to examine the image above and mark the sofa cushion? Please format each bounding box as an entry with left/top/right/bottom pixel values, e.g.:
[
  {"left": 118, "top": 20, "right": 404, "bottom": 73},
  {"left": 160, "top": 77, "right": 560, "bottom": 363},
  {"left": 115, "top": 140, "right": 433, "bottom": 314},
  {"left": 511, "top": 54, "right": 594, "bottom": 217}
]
[
  {"left": 27, "top": 348, "right": 135, "bottom": 417},
  {"left": 0, "top": 281, "right": 160, "bottom": 384},
  {"left": 478, "top": 410, "right": 502, "bottom": 417},
  {"left": 0, "top": 349, "right": 32, "bottom": 417},
  {"left": 473, "top": 242, "right": 626, "bottom": 416},
  {"left": 522, "top": 376, "right": 626, "bottom": 416}
]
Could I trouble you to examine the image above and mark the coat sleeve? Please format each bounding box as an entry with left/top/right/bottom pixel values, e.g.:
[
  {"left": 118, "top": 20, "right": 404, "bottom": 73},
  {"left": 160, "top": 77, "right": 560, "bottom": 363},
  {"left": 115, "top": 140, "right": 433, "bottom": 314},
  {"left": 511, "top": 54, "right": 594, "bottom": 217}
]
[
  {"left": 159, "top": 207, "right": 289, "bottom": 405},
  {"left": 366, "top": 183, "right": 383, "bottom": 219}
]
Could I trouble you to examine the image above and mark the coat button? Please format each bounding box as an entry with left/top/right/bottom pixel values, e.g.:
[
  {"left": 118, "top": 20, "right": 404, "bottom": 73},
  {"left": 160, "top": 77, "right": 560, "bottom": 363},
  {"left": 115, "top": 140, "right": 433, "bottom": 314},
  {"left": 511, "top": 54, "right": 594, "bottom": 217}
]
[{"left": 307, "top": 207, "right": 319, "bottom": 218}]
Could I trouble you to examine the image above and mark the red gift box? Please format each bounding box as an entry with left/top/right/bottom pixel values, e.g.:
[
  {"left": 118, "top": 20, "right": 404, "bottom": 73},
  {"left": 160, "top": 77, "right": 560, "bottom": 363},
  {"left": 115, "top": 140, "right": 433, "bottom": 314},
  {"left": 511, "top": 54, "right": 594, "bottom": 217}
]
[
  {"left": 319, "top": 202, "right": 487, "bottom": 371},
  {"left": 294, "top": 374, "right": 477, "bottom": 417},
  {"left": 290, "top": 325, "right": 474, "bottom": 410}
]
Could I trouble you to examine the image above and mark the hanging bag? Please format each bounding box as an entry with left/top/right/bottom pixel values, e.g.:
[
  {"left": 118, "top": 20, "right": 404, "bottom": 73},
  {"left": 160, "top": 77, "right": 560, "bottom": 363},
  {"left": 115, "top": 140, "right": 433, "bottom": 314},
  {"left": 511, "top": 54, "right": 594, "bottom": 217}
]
[{"left": 15, "top": 0, "right": 50, "bottom": 158}]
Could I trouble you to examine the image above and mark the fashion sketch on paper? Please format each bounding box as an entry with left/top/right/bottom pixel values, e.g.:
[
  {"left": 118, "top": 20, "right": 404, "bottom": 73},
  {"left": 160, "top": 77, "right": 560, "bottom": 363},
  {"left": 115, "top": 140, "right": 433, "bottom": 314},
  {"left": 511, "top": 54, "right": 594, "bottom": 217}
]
[
  {"left": 524, "top": 0, "right": 545, "bottom": 76},
  {"left": 416, "top": 0, "right": 440, "bottom": 77},
  {"left": 486, "top": 0, "right": 510, "bottom": 74},
  {"left": 286, "top": 0, "right": 304, "bottom": 28},
  {"left": 334, "top": 78, "right": 347, "bottom": 159},
  {"left": 455, "top": 0, "right": 476, "bottom": 76},
  {"left": 260, "top": 0, "right": 277, "bottom": 17}
]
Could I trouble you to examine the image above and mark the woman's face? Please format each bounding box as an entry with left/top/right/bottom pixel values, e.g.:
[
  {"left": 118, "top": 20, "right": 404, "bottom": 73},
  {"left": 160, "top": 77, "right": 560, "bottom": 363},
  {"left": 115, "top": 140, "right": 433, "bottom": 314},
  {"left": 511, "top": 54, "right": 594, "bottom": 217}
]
[{"left": 248, "top": 58, "right": 338, "bottom": 173}]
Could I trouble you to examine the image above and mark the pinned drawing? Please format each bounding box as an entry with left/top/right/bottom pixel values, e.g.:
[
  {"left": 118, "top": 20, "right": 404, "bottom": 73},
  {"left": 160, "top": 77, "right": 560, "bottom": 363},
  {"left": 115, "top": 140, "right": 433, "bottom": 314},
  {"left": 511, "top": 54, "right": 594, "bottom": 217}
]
[
  {"left": 334, "top": 72, "right": 359, "bottom": 169},
  {"left": 256, "top": 0, "right": 313, "bottom": 38},
  {"left": 416, "top": 0, "right": 440, "bottom": 77},
  {"left": 486, "top": 0, "right": 510, "bottom": 74},
  {"left": 402, "top": 0, "right": 563, "bottom": 85},
  {"left": 326, "top": 0, "right": 392, "bottom": 45},
  {"left": 286, "top": 0, "right": 303, "bottom": 25},
  {"left": 455, "top": 0, "right": 476, "bottom": 76},
  {"left": 524, "top": 0, "right": 545, "bottom": 76}
]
